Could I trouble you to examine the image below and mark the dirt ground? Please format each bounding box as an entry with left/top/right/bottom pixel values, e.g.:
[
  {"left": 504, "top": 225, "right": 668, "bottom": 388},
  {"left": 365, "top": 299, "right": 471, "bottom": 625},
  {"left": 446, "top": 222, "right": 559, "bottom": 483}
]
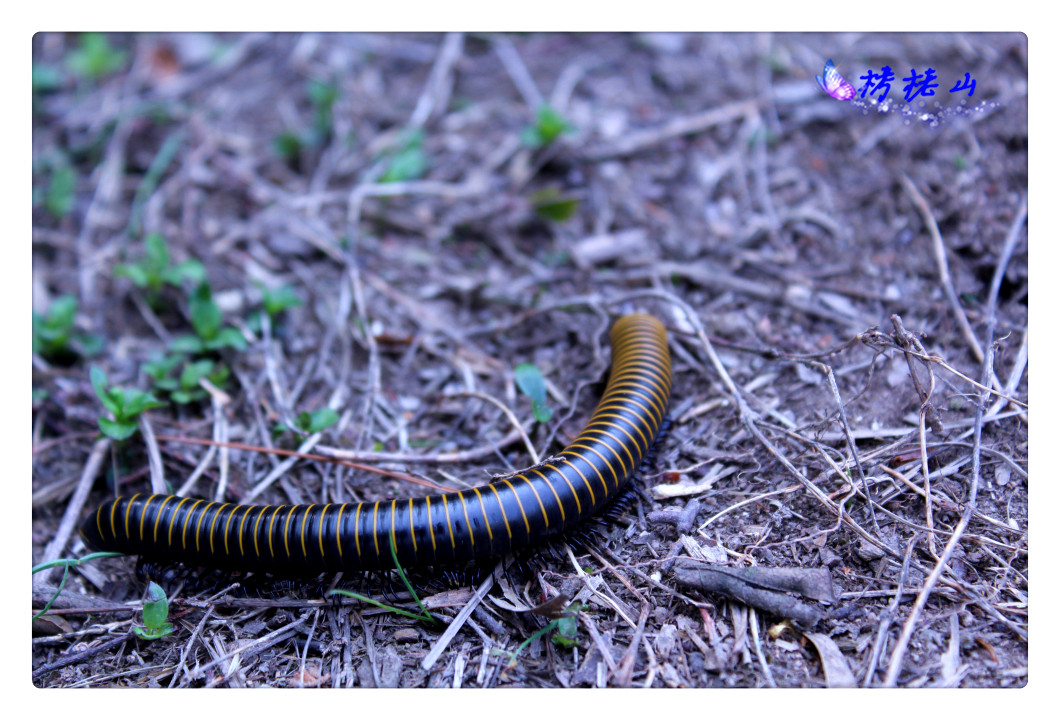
[{"left": 31, "top": 32, "right": 1027, "bottom": 688}]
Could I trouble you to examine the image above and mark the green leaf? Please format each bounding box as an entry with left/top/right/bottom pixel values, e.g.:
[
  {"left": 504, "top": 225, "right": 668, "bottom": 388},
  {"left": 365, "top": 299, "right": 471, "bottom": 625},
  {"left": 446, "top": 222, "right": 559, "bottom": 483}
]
[
  {"left": 169, "top": 335, "right": 205, "bottom": 354},
  {"left": 66, "top": 32, "right": 127, "bottom": 80},
  {"left": 98, "top": 417, "right": 139, "bottom": 441},
  {"left": 164, "top": 259, "right": 206, "bottom": 286},
  {"left": 515, "top": 363, "right": 553, "bottom": 423},
  {"left": 114, "top": 263, "right": 150, "bottom": 288},
  {"left": 180, "top": 360, "right": 215, "bottom": 389},
  {"left": 144, "top": 233, "right": 170, "bottom": 274},
  {"left": 143, "top": 355, "right": 182, "bottom": 382},
  {"left": 120, "top": 390, "right": 165, "bottom": 417},
  {"left": 44, "top": 163, "right": 76, "bottom": 218},
  {"left": 272, "top": 130, "right": 303, "bottom": 161},
  {"left": 189, "top": 283, "right": 221, "bottom": 340},
  {"left": 90, "top": 366, "right": 119, "bottom": 414},
  {"left": 381, "top": 130, "right": 429, "bottom": 183},
  {"left": 521, "top": 105, "right": 573, "bottom": 148},
  {"left": 260, "top": 283, "right": 303, "bottom": 318},
  {"left": 306, "top": 408, "right": 339, "bottom": 433},
  {"left": 142, "top": 582, "right": 170, "bottom": 629},
  {"left": 530, "top": 188, "right": 580, "bottom": 223},
  {"left": 207, "top": 327, "right": 247, "bottom": 352}
]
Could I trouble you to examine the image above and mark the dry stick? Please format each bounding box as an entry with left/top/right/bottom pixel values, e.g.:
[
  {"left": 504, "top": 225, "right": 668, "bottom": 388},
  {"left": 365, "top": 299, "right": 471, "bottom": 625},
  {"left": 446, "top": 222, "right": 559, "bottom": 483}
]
[
  {"left": 748, "top": 608, "right": 777, "bottom": 688},
  {"left": 900, "top": 173, "right": 984, "bottom": 364},
  {"left": 493, "top": 35, "right": 545, "bottom": 109},
  {"left": 816, "top": 360, "right": 879, "bottom": 533},
  {"left": 612, "top": 604, "right": 650, "bottom": 687},
  {"left": 988, "top": 328, "right": 1028, "bottom": 420},
  {"left": 138, "top": 414, "right": 167, "bottom": 495},
  {"left": 449, "top": 391, "right": 539, "bottom": 465},
  {"left": 421, "top": 562, "right": 499, "bottom": 671},
  {"left": 408, "top": 32, "right": 464, "bottom": 130},
  {"left": 210, "top": 388, "right": 231, "bottom": 503},
  {"left": 317, "top": 428, "right": 524, "bottom": 466},
  {"left": 983, "top": 196, "right": 1029, "bottom": 421},
  {"left": 582, "top": 98, "right": 759, "bottom": 161},
  {"left": 35, "top": 437, "right": 111, "bottom": 589}
]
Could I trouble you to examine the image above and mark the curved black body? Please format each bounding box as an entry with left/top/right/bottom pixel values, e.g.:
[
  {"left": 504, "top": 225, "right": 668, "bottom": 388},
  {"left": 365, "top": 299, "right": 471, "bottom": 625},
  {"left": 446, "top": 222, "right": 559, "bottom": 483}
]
[{"left": 80, "top": 314, "right": 672, "bottom": 573}]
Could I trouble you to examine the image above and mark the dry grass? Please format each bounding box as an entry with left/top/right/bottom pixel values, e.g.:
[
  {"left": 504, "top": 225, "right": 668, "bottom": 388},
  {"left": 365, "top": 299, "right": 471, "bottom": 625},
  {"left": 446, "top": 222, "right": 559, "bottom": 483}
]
[{"left": 32, "top": 32, "right": 1027, "bottom": 688}]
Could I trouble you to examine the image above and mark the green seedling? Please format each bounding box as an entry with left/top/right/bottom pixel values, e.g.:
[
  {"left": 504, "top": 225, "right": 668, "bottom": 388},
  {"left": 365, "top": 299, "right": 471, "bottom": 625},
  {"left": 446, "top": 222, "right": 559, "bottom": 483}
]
[
  {"left": 35, "top": 158, "right": 76, "bottom": 219},
  {"left": 133, "top": 582, "right": 176, "bottom": 640},
  {"left": 530, "top": 187, "right": 580, "bottom": 223},
  {"left": 114, "top": 233, "right": 205, "bottom": 296},
  {"left": 380, "top": 129, "right": 429, "bottom": 183},
  {"left": 274, "top": 407, "right": 339, "bottom": 437},
  {"left": 31, "top": 552, "right": 124, "bottom": 621},
  {"left": 272, "top": 77, "right": 340, "bottom": 162},
  {"left": 329, "top": 534, "right": 435, "bottom": 624},
  {"left": 514, "top": 363, "right": 553, "bottom": 423},
  {"left": 258, "top": 282, "right": 303, "bottom": 320},
  {"left": 32, "top": 294, "right": 103, "bottom": 363},
  {"left": 520, "top": 105, "right": 573, "bottom": 148},
  {"left": 507, "top": 600, "right": 583, "bottom": 667},
  {"left": 169, "top": 282, "right": 247, "bottom": 354},
  {"left": 66, "top": 32, "right": 127, "bottom": 80},
  {"left": 91, "top": 366, "right": 166, "bottom": 441},
  {"left": 143, "top": 355, "right": 229, "bottom": 405}
]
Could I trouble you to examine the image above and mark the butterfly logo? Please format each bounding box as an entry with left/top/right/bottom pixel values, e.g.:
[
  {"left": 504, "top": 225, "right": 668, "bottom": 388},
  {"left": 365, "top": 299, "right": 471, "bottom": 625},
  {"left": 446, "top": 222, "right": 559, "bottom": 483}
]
[{"left": 816, "top": 59, "right": 856, "bottom": 101}]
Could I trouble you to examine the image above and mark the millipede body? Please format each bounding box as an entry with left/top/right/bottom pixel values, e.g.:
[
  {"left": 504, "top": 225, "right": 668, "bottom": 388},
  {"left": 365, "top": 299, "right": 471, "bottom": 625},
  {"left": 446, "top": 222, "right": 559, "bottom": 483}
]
[{"left": 80, "top": 314, "right": 672, "bottom": 573}]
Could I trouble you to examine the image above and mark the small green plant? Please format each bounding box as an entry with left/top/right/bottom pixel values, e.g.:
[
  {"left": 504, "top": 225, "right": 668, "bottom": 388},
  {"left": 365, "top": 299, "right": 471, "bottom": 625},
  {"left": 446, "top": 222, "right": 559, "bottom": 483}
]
[
  {"left": 133, "top": 582, "right": 176, "bottom": 640},
  {"left": 272, "top": 78, "right": 340, "bottom": 162},
  {"left": 507, "top": 601, "right": 583, "bottom": 667},
  {"left": 380, "top": 129, "right": 429, "bottom": 183},
  {"left": 514, "top": 363, "right": 553, "bottom": 423},
  {"left": 520, "top": 105, "right": 573, "bottom": 148},
  {"left": 114, "top": 233, "right": 205, "bottom": 296},
  {"left": 34, "top": 155, "right": 77, "bottom": 219},
  {"left": 275, "top": 407, "right": 339, "bottom": 437},
  {"left": 91, "top": 366, "right": 166, "bottom": 440},
  {"left": 66, "top": 33, "right": 127, "bottom": 80},
  {"left": 329, "top": 535, "right": 435, "bottom": 623},
  {"left": 169, "top": 282, "right": 247, "bottom": 354},
  {"left": 258, "top": 282, "right": 303, "bottom": 320},
  {"left": 530, "top": 187, "right": 580, "bottom": 223},
  {"left": 32, "top": 552, "right": 124, "bottom": 621},
  {"left": 143, "top": 355, "right": 230, "bottom": 405},
  {"left": 32, "top": 295, "right": 103, "bottom": 363}
]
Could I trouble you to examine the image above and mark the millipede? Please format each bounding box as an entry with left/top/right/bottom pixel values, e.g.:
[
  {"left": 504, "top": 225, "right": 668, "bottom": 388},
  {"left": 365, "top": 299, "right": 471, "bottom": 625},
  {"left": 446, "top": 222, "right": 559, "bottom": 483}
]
[{"left": 80, "top": 314, "right": 672, "bottom": 575}]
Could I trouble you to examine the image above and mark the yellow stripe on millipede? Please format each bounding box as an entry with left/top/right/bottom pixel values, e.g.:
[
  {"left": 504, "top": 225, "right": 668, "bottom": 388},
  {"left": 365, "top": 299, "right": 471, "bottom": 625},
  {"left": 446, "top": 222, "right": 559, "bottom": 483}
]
[
  {"left": 138, "top": 495, "right": 154, "bottom": 542},
  {"left": 208, "top": 503, "right": 231, "bottom": 555},
  {"left": 335, "top": 505, "right": 345, "bottom": 559},
  {"left": 300, "top": 505, "right": 315, "bottom": 559},
  {"left": 497, "top": 478, "right": 531, "bottom": 534},
  {"left": 486, "top": 484, "right": 514, "bottom": 540},
  {"left": 457, "top": 492, "right": 475, "bottom": 547},
  {"left": 529, "top": 468, "right": 566, "bottom": 524},
  {"left": 123, "top": 494, "right": 141, "bottom": 540},
  {"left": 318, "top": 504, "right": 331, "bottom": 561}
]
